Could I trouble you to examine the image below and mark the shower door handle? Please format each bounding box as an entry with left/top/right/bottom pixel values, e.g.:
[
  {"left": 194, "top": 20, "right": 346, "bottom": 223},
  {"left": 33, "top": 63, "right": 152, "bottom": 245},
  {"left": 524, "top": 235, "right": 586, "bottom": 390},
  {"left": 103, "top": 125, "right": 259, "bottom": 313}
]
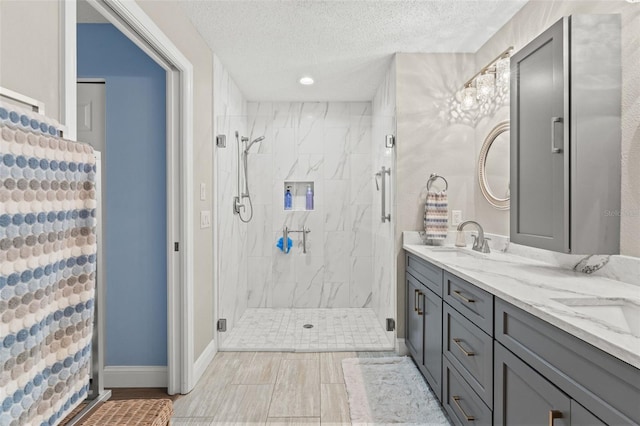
[{"left": 376, "top": 166, "right": 391, "bottom": 223}]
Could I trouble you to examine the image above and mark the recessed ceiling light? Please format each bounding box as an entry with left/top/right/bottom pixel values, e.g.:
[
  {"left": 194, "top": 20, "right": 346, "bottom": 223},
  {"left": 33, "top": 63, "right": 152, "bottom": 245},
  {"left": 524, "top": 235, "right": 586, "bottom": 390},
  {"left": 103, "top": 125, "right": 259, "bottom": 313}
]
[{"left": 299, "top": 76, "right": 314, "bottom": 86}]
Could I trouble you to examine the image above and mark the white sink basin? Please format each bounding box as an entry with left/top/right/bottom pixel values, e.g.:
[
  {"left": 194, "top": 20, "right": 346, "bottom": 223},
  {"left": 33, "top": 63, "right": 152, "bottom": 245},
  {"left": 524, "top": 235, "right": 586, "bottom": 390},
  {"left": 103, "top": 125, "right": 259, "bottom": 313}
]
[{"left": 553, "top": 297, "right": 640, "bottom": 337}]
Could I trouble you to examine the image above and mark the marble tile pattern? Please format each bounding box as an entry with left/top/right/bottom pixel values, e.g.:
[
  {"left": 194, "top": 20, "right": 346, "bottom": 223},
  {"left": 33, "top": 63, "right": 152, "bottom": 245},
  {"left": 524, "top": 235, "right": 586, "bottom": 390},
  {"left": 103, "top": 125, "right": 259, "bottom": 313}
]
[
  {"left": 213, "top": 54, "right": 248, "bottom": 345},
  {"left": 244, "top": 102, "right": 376, "bottom": 310},
  {"left": 403, "top": 232, "right": 640, "bottom": 368},
  {"left": 219, "top": 308, "right": 393, "bottom": 352}
]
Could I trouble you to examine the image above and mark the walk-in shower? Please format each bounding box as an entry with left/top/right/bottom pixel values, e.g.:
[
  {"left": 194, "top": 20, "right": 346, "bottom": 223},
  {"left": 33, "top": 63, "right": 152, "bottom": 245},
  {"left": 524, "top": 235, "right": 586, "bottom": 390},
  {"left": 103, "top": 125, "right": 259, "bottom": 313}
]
[
  {"left": 215, "top": 101, "right": 396, "bottom": 353},
  {"left": 233, "top": 131, "right": 265, "bottom": 223}
]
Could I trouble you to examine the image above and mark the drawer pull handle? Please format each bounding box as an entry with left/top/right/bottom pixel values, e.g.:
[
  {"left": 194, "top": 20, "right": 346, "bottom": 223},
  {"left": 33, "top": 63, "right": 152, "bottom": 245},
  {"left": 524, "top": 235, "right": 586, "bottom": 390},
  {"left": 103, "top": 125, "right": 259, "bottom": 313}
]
[
  {"left": 549, "top": 410, "right": 563, "bottom": 426},
  {"left": 453, "top": 290, "right": 475, "bottom": 303},
  {"left": 453, "top": 338, "right": 475, "bottom": 356},
  {"left": 414, "top": 289, "right": 419, "bottom": 312},
  {"left": 452, "top": 396, "right": 475, "bottom": 422},
  {"left": 417, "top": 291, "right": 424, "bottom": 316}
]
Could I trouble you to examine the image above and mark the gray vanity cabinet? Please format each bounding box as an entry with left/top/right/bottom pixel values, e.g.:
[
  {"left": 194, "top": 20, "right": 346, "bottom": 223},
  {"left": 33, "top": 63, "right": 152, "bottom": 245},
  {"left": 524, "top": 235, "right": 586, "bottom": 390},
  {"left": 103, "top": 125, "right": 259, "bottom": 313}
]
[
  {"left": 494, "top": 342, "right": 571, "bottom": 426},
  {"left": 404, "top": 249, "right": 639, "bottom": 425},
  {"left": 495, "top": 299, "right": 640, "bottom": 425},
  {"left": 443, "top": 304, "right": 493, "bottom": 407},
  {"left": 406, "top": 273, "right": 425, "bottom": 362},
  {"left": 406, "top": 254, "right": 443, "bottom": 402},
  {"left": 422, "top": 286, "right": 443, "bottom": 399},
  {"left": 510, "top": 14, "right": 621, "bottom": 254}
]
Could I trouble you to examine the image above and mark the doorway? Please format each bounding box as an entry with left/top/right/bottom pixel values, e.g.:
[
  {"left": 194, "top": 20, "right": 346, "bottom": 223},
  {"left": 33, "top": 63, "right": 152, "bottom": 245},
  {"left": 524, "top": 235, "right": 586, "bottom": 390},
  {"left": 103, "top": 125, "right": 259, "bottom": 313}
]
[
  {"left": 69, "top": 0, "right": 195, "bottom": 394},
  {"left": 77, "top": 23, "right": 169, "bottom": 387}
]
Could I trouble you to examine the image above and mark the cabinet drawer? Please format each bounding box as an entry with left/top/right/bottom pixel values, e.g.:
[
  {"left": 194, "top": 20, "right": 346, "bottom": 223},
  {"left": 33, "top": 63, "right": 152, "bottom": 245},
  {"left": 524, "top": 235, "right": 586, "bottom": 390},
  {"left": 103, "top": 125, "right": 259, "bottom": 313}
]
[
  {"left": 444, "top": 272, "right": 493, "bottom": 335},
  {"left": 443, "top": 303, "right": 493, "bottom": 407},
  {"left": 495, "top": 299, "right": 640, "bottom": 425},
  {"left": 494, "top": 341, "right": 570, "bottom": 426},
  {"left": 406, "top": 253, "right": 443, "bottom": 296},
  {"left": 443, "top": 357, "right": 491, "bottom": 426}
]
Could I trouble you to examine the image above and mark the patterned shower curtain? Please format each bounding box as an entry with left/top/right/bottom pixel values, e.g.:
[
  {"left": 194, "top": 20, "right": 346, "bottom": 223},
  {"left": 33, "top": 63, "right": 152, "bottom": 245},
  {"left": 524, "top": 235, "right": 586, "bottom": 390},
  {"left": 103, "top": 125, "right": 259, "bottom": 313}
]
[{"left": 0, "top": 105, "right": 96, "bottom": 426}]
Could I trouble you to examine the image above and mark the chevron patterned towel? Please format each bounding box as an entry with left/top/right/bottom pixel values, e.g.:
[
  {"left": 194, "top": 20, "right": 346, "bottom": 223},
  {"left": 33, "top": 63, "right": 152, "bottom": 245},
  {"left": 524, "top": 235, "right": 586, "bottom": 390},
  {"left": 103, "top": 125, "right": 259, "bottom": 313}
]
[{"left": 424, "top": 190, "right": 448, "bottom": 240}]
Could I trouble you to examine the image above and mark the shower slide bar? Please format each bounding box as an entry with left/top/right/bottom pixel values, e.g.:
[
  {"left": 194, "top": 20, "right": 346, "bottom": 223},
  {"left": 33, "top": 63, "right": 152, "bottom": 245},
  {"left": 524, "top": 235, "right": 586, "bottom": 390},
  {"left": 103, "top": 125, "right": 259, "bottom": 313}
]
[
  {"left": 375, "top": 166, "right": 391, "bottom": 223},
  {"left": 283, "top": 226, "right": 311, "bottom": 254}
]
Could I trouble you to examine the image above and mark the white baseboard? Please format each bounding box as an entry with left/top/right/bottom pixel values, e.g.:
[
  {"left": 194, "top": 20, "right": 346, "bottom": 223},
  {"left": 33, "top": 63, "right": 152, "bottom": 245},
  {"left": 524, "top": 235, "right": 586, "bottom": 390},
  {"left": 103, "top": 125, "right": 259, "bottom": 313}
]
[
  {"left": 194, "top": 338, "right": 217, "bottom": 383},
  {"left": 104, "top": 366, "right": 168, "bottom": 388},
  {"left": 396, "top": 338, "right": 410, "bottom": 356}
]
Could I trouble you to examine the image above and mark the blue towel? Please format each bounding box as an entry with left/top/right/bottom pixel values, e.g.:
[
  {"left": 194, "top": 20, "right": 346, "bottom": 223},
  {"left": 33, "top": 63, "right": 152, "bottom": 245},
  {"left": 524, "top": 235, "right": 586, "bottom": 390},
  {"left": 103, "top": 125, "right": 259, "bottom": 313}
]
[{"left": 277, "top": 237, "right": 293, "bottom": 253}]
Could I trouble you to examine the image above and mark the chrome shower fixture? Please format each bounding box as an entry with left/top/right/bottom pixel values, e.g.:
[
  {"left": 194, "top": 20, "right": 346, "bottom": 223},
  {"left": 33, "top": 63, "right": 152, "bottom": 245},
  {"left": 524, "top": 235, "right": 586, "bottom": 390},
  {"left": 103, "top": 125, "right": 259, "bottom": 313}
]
[
  {"left": 233, "top": 132, "right": 266, "bottom": 223},
  {"left": 244, "top": 136, "right": 265, "bottom": 153}
]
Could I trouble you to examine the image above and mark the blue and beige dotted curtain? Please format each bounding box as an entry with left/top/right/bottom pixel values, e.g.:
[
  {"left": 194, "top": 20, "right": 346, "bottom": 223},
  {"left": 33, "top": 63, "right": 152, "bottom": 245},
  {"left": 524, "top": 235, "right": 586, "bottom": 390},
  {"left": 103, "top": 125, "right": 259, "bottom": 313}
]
[{"left": 0, "top": 102, "right": 97, "bottom": 426}]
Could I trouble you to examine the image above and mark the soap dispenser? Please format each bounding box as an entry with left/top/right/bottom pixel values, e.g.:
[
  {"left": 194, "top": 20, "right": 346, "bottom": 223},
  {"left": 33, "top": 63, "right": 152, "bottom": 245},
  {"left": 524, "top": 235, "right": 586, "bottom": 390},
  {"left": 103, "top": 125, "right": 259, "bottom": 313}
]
[
  {"left": 305, "top": 185, "right": 314, "bottom": 210},
  {"left": 284, "top": 186, "right": 292, "bottom": 210}
]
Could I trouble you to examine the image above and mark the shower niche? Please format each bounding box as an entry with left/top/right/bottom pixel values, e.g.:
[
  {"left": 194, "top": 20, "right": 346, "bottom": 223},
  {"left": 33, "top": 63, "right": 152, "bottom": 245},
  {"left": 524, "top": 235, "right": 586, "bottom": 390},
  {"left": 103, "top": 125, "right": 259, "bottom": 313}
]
[{"left": 284, "top": 181, "right": 314, "bottom": 211}]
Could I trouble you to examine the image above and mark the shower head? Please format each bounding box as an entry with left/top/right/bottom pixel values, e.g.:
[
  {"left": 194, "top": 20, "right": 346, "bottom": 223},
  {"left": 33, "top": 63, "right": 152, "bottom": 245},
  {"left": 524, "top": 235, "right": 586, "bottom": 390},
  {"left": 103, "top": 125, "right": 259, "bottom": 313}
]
[{"left": 244, "top": 136, "right": 266, "bottom": 153}]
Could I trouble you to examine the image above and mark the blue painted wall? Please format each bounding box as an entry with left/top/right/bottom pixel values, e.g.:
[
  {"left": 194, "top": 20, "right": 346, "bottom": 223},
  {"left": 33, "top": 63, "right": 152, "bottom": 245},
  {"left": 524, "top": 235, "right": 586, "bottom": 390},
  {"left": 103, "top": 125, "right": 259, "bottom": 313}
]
[{"left": 77, "top": 24, "right": 167, "bottom": 366}]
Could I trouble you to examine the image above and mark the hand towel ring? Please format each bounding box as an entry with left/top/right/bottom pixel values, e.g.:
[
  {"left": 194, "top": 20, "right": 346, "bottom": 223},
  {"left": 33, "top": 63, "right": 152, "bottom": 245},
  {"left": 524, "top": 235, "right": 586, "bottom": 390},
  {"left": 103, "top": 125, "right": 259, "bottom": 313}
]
[{"left": 427, "top": 173, "right": 448, "bottom": 191}]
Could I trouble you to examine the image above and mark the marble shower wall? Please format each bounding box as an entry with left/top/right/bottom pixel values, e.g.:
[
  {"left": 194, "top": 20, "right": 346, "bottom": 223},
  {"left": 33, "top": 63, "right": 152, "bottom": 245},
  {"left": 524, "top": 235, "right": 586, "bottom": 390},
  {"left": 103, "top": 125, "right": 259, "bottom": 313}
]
[
  {"left": 244, "top": 102, "right": 375, "bottom": 309},
  {"left": 213, "top": 54, "right": 248, "bottom": 345},
  {"left": 372, "top": 60, "right": 397, "bottom": 346},
  {"left": 473, "top": 1, "right": 640, "bottom": 257}
]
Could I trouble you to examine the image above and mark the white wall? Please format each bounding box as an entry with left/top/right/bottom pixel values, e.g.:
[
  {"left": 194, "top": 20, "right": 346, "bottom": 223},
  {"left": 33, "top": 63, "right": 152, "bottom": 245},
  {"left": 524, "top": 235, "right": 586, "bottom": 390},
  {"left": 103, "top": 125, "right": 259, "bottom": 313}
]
[
  {"left": 473, "top": 0, "right": 640, "bottom": 257},
  {"left": 213, "top": 54, "right": 248, "bottom": 346},
  {"left": 242, "top": 102, "right": 374, "bottom": 310},
  {"left": 0, "top": 1, "right": 60, "bottom": 120},
  {"left": 394, "top": 52, "right": 476, "bottom": 337}
]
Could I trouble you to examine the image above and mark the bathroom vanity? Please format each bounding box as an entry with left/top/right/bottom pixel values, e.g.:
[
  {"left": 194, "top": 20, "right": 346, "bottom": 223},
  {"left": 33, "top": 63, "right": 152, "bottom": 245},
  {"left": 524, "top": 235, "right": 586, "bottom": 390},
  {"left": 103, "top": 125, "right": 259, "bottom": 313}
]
[{"left": 403, "top": 240, "right": 640, "bottom": 426}]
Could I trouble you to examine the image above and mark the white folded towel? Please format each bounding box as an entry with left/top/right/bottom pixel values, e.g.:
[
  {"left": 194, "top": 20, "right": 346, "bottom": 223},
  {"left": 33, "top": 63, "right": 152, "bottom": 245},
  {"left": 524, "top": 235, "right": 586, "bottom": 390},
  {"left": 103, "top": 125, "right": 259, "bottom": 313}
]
[{"left": 424, "top": 190, "right": 448, "bottom": 240}]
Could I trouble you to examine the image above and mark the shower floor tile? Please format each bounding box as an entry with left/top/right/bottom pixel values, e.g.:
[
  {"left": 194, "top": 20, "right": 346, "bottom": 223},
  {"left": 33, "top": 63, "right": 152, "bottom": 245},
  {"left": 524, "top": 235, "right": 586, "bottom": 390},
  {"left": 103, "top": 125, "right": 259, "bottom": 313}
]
[{"left": 219, "top": 308, "right": 394, "bottom": 352}]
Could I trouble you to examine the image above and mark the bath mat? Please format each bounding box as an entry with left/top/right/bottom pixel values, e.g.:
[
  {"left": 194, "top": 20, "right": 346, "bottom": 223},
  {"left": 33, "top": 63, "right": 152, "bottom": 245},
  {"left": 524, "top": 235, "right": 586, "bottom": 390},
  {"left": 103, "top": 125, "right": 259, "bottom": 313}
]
[{"left": 342, "top": 357, "right": 449, "bottom": 425}]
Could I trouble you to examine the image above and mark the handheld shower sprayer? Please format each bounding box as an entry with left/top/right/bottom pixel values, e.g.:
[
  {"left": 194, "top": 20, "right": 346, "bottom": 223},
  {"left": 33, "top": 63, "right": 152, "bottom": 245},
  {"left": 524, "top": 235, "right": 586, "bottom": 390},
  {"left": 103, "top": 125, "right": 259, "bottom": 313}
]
[
  {"left": 233, "top": 131, "right": 266, "bottom": 223},
  {"left": 244, "top": 136, "right": 266, "bottom": 153}
]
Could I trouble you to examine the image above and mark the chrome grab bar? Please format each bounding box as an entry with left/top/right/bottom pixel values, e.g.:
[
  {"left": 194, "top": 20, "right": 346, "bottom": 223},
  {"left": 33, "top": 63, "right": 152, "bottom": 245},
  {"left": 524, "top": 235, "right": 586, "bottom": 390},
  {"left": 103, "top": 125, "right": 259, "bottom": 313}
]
[
  {"left": 283, "top": 226, "right": 311, "bottom": 253},
  {"left": 375, "top": 166, "right": 391, "bottom": 223}
]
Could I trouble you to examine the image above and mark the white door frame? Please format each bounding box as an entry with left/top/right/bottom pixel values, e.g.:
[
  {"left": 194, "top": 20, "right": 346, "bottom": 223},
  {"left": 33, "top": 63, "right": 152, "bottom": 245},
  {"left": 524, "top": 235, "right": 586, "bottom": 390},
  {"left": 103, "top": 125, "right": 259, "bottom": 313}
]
[{"left": 61, "top": 0, "right": 195, "bottom": 394}]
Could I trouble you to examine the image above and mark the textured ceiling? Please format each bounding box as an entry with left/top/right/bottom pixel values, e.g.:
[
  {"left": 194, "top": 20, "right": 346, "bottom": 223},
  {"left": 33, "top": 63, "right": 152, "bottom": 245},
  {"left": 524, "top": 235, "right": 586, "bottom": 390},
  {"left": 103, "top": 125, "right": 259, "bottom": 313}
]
[{"left": 191, "top": 1, "right": 528, "bottom": 101}]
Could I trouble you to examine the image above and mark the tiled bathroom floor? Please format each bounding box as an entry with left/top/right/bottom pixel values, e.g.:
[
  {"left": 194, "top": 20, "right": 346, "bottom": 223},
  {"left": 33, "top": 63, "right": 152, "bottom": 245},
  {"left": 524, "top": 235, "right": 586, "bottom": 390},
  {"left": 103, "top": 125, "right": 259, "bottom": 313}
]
[
  {"left": 172, "top": 351, "right": 398, "bottom": 424},
  {"left": 219, "top": 308, "right": 394, "bottom": 351}
]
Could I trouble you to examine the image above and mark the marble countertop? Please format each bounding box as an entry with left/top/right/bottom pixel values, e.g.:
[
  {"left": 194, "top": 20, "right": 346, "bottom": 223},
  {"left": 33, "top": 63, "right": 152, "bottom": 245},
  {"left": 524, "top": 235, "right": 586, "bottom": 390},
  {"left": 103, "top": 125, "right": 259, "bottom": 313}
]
[{"left": 403, "top": 237, "right": 640, "bottom": 369}]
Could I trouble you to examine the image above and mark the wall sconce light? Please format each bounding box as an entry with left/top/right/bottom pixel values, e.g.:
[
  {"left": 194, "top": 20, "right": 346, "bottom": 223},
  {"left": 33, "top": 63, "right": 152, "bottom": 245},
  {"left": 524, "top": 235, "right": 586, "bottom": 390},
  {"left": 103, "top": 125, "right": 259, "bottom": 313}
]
[
  {"left": 495, "top": 57, "right": 510, "bottom": 89},
  {"left": 461, "top": 84, "right": 477, "bottom": 110},
  {"left": 476, "top": 72, "right": 495, "bottom": 101},
  {"left": 460, "top": 46, "right": 513, "bottom": 109}
]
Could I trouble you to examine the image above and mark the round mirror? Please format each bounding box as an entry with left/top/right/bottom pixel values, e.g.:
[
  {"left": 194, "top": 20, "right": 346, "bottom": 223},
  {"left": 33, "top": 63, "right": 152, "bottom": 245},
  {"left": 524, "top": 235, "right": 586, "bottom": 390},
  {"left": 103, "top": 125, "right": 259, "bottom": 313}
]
[{"left": 478, "top": 121, "right": 510, "bottom": 210}]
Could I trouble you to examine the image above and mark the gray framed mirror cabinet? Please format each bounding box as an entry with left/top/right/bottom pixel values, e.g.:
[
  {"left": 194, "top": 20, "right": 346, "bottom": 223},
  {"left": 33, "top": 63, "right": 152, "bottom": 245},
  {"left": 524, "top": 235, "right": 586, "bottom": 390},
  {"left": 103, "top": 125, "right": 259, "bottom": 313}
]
[{"left": 510, "top": 14, "right": 621, "bottom": 254}]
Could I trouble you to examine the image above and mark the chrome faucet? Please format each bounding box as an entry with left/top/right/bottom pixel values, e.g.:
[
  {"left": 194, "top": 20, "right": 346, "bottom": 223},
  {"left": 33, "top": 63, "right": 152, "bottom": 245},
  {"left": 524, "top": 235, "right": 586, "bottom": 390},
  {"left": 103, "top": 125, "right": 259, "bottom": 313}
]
[{"left": 456, "top": 220, "right": 491, "bottom": 253}]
